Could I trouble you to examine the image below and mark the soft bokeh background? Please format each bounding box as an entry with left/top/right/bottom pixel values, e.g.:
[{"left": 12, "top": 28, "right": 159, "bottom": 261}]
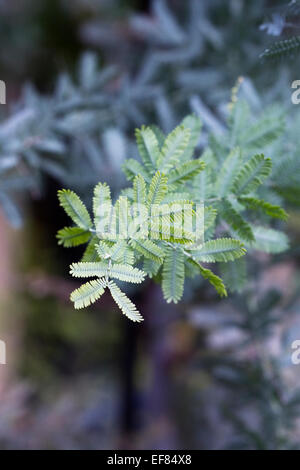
[{"left": 0, "top": 0, "right": 300, "bottom": 449}]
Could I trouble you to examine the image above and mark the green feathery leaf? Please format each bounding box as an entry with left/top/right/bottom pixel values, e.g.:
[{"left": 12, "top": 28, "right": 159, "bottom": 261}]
[
  {"left": 57, "top": 226, "right": 90, "bottom": 247},
  {"left": 238, "top": 196, "right": 288, "bottom": 220},
  {"left": 221, "top": 200, "right": 255, "bottom": 242},
  {"left": 204, "top": 206, "right": 217, "bottom": 231},
  {"left": 193, "top": 238, "right": 246, "bottom": 263},
  {"left": 123, "top": 158, "right": 151, "bottom": 183},
  {"left": 58, "top": 189, "right": 92, "bottom": 229},
  {"left": 143, "top": 258, "right": 162, "bottom": 278},
  {"left": 108, "top": 280, "right": 143, "bottom": 322},
  {"left": 198, "top": 264, "right": 227, "bottom": 297},
  {"left": 135, "top": 126, "right": 160, "bottom": 171},
  {"left": 108, "top": 263, "right": 146, "bottom": 283},
  {"left": 70, "top": 261, "right": 145, "bottom": 283},
  {"left": 130, "top": 239, "right": 165, "bottom": 263},
  {"left": 95, "top": 240, "right": 112, "bottom": 259},
  {"left": 157, "top": 125, "right": 191, "bottom": 172},
  {"left": 239, "top": 107, "right": 285, "bottom": 150},
  {"left": 168, "top": 159, "right": 205, "bottom": 187},
  {"left": 231, "top": 154, "right": 272, "bottom": 195},
  {"left": 228, "top": 100, "right": 250, "bottom": 147},
  {"left": 194, "top": 166, "right": 214, "bottom": 202},
  {"left": 162, "top": 247, "right": 185, "bottom": 303},
  {"left": 114, "top": 196, "right": 131, "bottom": 240},
  {"left": 163, "top": 192, "right": 191, "bottom": 203},
  {"left": 216, "top": 148, "right": 242, "bottom": 197},
  {"left": 70, "top": 279, "right": 105, "bottom": 309},
  {"left": 180, "top": 114, "right": 202, "bottom": 161},
  {"left": 81, "top": 236, "right": 100, "bottom": 262},
  {"left": 110, "top": 241, "right": 135, "bottom": 265},
  {"left": 260, "top": 36, "right": 300, "bottom": 60},
  {"left": 70, "top": 261, "right": 108, "bottom": 278},
  {"left": 149, "top": 125, "right": 165, "bottom": 149},
  {"left": 93, "top": 182, "right": 111, "bottom": 224},
  {"left": 147, "top": 171, "right": 168, "bottom": 206},
  {"left": 96, "top": 240, "right": 134, "bottom": 264},
  {"left": 149, "top": 222, "right": 195, "bottom": 244},
  {"left": 133, "top": 174, "right": 146, "bottom": 205}
]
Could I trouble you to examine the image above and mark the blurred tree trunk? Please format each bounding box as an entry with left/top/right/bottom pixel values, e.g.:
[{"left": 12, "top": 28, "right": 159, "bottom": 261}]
[
  {"left": 119, "top": 317, "right": 139, "bottom": 448},
  {"left": 143, "top": 283, "right": 179, "bottom": 449},
  {"left": 118, "top": 282, "right": 179, "bottom": 449}
]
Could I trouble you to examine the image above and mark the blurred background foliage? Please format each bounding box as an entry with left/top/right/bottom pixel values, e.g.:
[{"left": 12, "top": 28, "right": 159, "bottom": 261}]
[{"left": 0, "top": 0, "right": 300, "bottom": 450}]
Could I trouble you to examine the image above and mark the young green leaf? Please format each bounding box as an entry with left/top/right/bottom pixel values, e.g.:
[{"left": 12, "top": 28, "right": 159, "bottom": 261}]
[
  {"left": 93, "top": 182, "right": 111, "bottom": 223},
  {"left": 157, "top": 125, "right": 191, "bottom": 172},
  {"left": 108, "top": 280, "right": 143, "bottom": 322},
  {"left": 96, "top": 240, "right": 112, "bottom": 259},
  {"left": 70, "top": 261, "right": 145, "bottom": 283},
  {"left": 232, "top": 154, "right": 272, "bottom": 195},
  {"left": 110, "top": 241, "right": 135, "bottom": 265},
  {"left": 130, "top": 239, "right": 165, "bottom": 263},
  {"left": 221, "top": 200, "right": 255, "bottom": 242},
  {"left": 135, "top": 126, "right": 160, "bottom": 171},
  {"left": 216, "top": 147, "right": 242, "bottom": 197},
  {"left": 204, "top": 206, "right": 217, "bottom": 231},
  {"left": 70, "top": 261, "right": 108, "bottom": 278},
  {"left": 168, "top": 159, "right": 205, "bottom": 187},
  {"left": 133, "top": 174, "right": 146, "bottom": 205},
  {"left": 194, "top": 166, "right": 214, "bottom": 202},
  {"left": 123, "top": 158, "right": 151, "bottom": 183},
  {"left": 143, "top": 258, "right": 162, "bottom": 278},
  {"left": 238, "top": 196, "right": 288, "bottom": 220},
  {"left": 149, "top": 125, "right": 165, "bottom": 149},
  {"left": 70, "top": 279, "right": 105, "bottom": 309},
  {"left": 82, "top": 236, "right": 100, "bottom": 262},
  {"left": 108, "top": 263, "right": 145, "bottom": 283},
  {"left": 58, "top": 189, "right": 92, "bottom": 229},
  {"left": 147, "top": 171, "right": 168, "bottom": 206},
  {"left": 57, "top": 227, "right": 90, "bottom": 247},
  {"left": 162, "top": 247, "right": 185, "bottom": 303},
  {"left": 239, "top": 107, "right": 285, "bottom": 149},
  {"left": 193, "top": 238, "right": 246, "bottom": 263},
  {"left": 96, "top": 240, "right": 134, "bottom": 264},
  {"left": 198, "top": 264, "right": 227, "bottom": 297},
  {"left": 180, "top": 114, "right": 202, "bottom": 161}
]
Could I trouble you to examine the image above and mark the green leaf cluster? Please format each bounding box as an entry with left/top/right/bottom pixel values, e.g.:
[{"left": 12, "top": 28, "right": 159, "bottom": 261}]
[{"left": 57, "top": 113, "right": 287, "bottom": 321}]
